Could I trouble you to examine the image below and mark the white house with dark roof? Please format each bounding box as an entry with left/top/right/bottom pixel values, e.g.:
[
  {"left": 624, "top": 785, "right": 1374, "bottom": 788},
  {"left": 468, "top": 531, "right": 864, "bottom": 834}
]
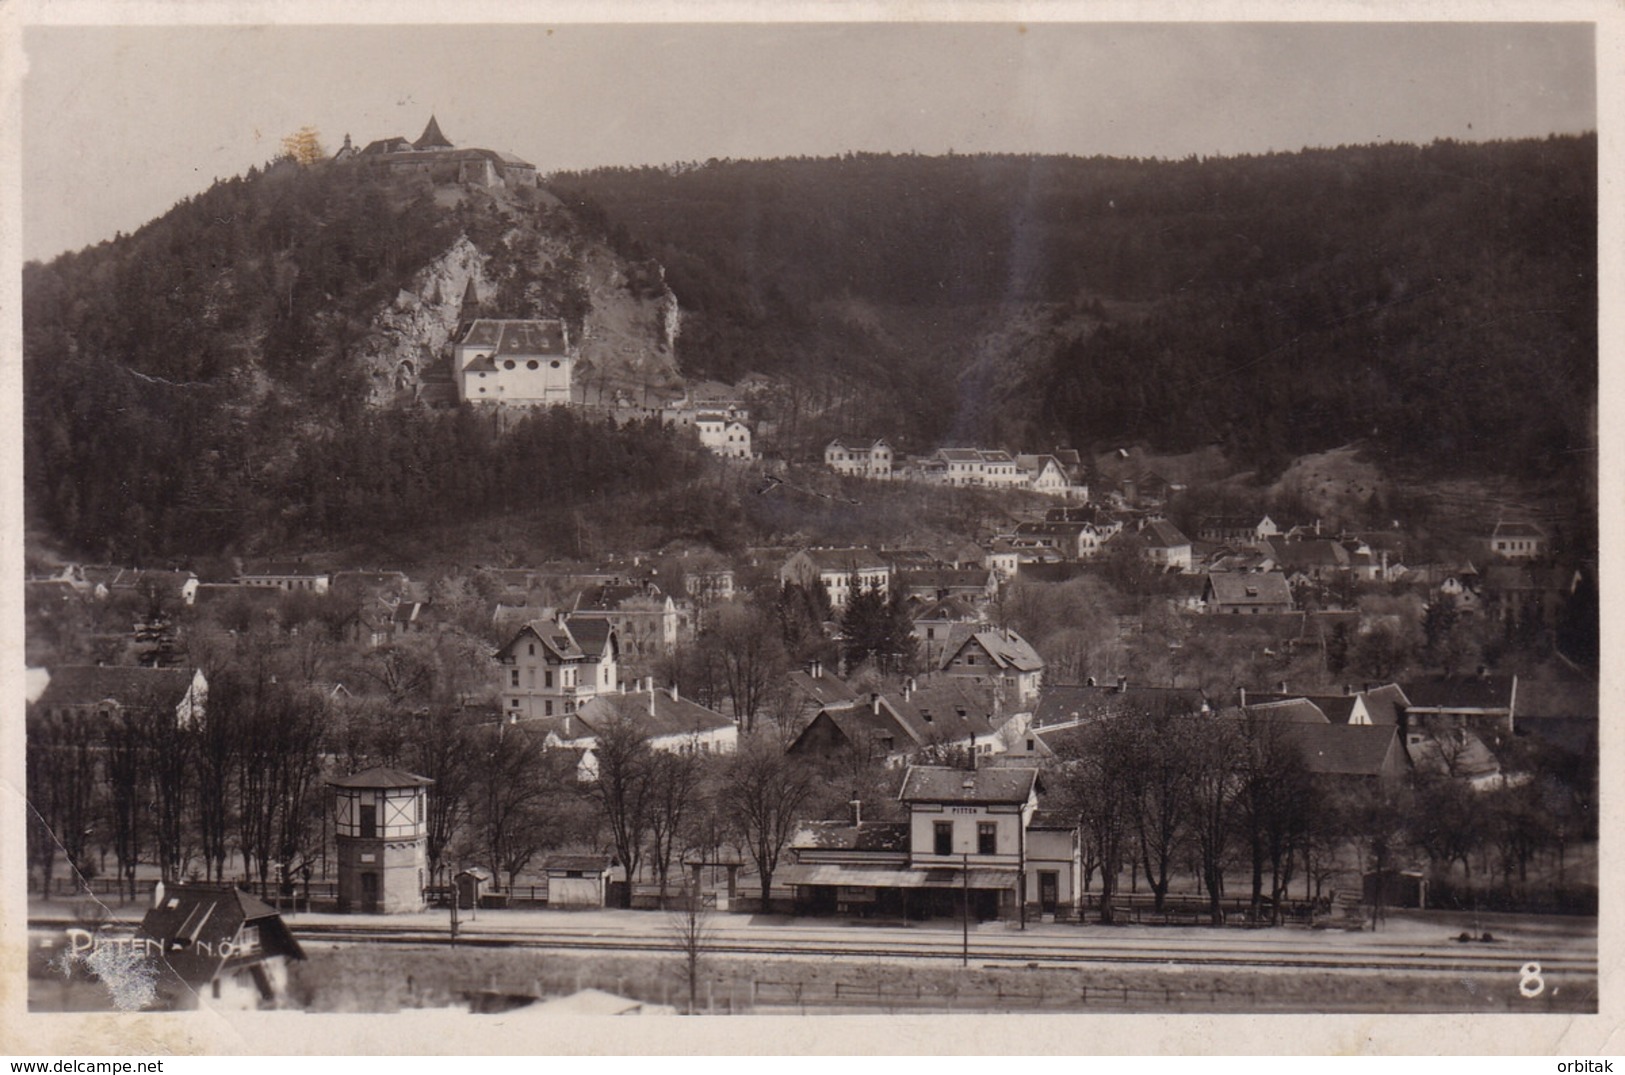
[
  {"left": 1014, "top": 454, "right": 1073, "bottom": 496},
  {"left": 236, "top": 561, "right": 330, "bottom": 594},
  {"left": 1487, "top": 521, "right": 1546, "bottom": 561},
  {"left": 32, "top": 665, "right": 208, "bottom": 729},
  {"left": 779, "top": 547, "right": 891, "bottom": 610},
  {"left": 453, "top": 319, "right": 573, "bottom": 405},
  {"left": 825, "top": 438, "right": 894, "bottom": 478},
  {"left": 1202, "top": 570, "right": 1293, "bottom": 614},
  {"left": 525, "top": 684, "right": 737, "bottom": 778},
  {"left": 494, "top": 617, "right": 620, "bottom": 719},
  {"left": 694, "top": 412, "right": 752, "bottom": 459}
]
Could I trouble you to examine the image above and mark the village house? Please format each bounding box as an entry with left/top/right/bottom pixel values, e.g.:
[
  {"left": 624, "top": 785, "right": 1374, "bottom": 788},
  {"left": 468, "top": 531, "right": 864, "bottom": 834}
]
[
  {"left": 693, "top": 412, "right": 752, "bottom": 459},
  {"left": 825, "top": 438, "right": 894, "bottom": 478},
  {"left": 911, "top": 597, "right": 984, "bottom": 667},
  {"left": 783, "top": 660, "right": 862, "bottom": 724},
  {"left": 1264, "top": 537, "right": 1353, "bottom": 582},
  {"left": 983, "top": 539, "right": 1021, "bottom": 580},
  {"left": 779, "top": 547, "right": 891, "bottom": 610},
  {"left": 236, "top": 561, "right": 330, "bottom": 594},
  {"left": 453, "top": 318, "right": 574, "bottom": 406},
  {"left": 1011, "top": 520, "right": 1109, "bottom": 561},
  {"left": 1487, "top": 520, "right": 1547, "bottom": 561},
  {"left": 1271, "top": 722, "right": 1411, "bottom": 787},
  {"left": 567, "top": 582, "right": 684, "bottom": 668},
  {"left": 893, "top": 567, "right": 999, "bottom": 607},
  {"left": 939, "top": 627, "right": 1045, "bottom": 705},
  {"left": 785, "top": 697, "right": 925, "bottom": 769},
  {"left": 32, "top": 665, "right": 208, "bottom": 729},
  {"left": 494, "top": 618, "right": 620, "bottom": 719},
  {"left": 1140, "top": 520, "right": 1193, "bottom": 572},
  {"left": 1013, "top": 454, "right": 1075, "bottom": 497},
  {"left": 1237, "top": 683, "right": 1410, "bottom": 728},
  {"left": 104, "top": 569, "right": 199, "bottom": 608},
  {"left": 1477, "top": 563, "right": 1581, "bottom": 632},
  {"left": 1400, "top": 673, "right": 1518, "bottom": 739},
  {"left": 1196, "top": 515, "right": 1280, "bottom": 546},
  {"left": 135, "top": 884, "right": 305, "bottom": 1010},
  {"left": 521, "top": 682, "right": 738, "bottom": 778},
  {"left": 1201, "top": 570, "right": 1294, "bottom": 615}
]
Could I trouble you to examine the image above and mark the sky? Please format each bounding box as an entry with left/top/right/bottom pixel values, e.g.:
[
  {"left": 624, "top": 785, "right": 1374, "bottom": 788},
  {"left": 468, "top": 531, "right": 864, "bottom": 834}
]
[{"left": 18, "top": 20, "right": 1597, "bottom": 262}]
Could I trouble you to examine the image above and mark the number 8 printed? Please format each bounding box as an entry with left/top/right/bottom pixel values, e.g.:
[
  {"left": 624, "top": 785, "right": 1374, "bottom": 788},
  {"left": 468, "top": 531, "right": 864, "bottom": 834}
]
[{"left": 1519, "top": 962, "right": 1544, "bottom": 998}]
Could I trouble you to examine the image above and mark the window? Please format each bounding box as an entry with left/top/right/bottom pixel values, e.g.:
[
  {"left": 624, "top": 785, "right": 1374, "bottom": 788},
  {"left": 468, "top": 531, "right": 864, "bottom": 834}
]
[
  {"left": 545, "top": 701, "right": 553, "bottom": 716},
  {"left": 360, "top": 805, "right": 377, "bottom": 839},
  {"left": 545, "top": 670, "right": 554, "bottom": 688},
  {"left": 527, "top": 360, "right": 539, "bottom": 370},
  {"left": 528, "top": 643, "right": 535, "bottom": 656},
  {"left": 504, "top": 359, "right": 516, "bottom": 370},
  {"left": 978, "top": 822, "right": 997, "bottom": 855},
  {"left": 550, "top": 360, "right": 561, "bottom": 368},
  {"left": 934, "top": 820, "right": 953, "bottom": 856},
  {"left": 510, "top": 697, "right": 519, "bottom": 708},
  {"left": 511, "top": 670, "right": 520, "bottom": 687}
]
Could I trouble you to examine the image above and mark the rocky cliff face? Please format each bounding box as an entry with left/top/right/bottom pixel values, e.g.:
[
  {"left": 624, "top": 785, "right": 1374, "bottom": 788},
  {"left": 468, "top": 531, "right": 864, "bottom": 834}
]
[{"left": 353, "top": 213, "right": 685, "bottom": 407}]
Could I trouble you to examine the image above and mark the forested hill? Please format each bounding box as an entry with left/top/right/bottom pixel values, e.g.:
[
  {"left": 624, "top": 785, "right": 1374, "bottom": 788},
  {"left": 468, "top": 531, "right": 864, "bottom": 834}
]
[
  {"left": 23, "top": 159, "right": 700, "bottom": 563},
  {"left": 551, "top": 136, "right": 1596, "bottom": 477}
]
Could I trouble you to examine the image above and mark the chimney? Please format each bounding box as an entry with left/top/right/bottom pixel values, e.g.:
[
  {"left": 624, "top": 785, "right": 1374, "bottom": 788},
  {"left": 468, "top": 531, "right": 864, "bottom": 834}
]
[
  {"left": 808, "top": 659, "right": 823, "bottom": 679},
  {"left": 564, "top": 714, "right": 573, "bottom": 737},
  {"left": 648, "top": 689, "right": 656, "bottom": 717},
  {"left": 1116, "top": 675, "right": 1127, "bottom": 694},
  {"left": 967, "top": 734, "right": 977, "bottom": 770},
  {"left": 670, "top": 683, "right": 679, "bottom": 703},
  {"left": 871, "top": 692, "right": 881, "bottom": 714},
  {"left": 905, "top": 677, "right": 917, "bottom": 699},
  {"left": 849, "top": 799, "right": 863, "bottom": 827},
  {"left": 1086, "top": 676, "right": 1096, "bottom": 687}
]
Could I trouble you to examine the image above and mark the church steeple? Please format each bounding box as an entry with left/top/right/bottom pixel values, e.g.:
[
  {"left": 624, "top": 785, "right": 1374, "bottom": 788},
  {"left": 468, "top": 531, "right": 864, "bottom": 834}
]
[
  {"left": 457, "top": 278, "right": 482, "bottom": 325},
  {"left": 414, "top": 115, "right": 453, "bottom": 150}
]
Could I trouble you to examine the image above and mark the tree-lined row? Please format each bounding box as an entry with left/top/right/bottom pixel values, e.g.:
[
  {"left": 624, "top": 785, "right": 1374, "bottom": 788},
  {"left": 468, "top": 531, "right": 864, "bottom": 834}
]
[{"left": 1049, "top": 704, "right": 1595, "bottom": 925}]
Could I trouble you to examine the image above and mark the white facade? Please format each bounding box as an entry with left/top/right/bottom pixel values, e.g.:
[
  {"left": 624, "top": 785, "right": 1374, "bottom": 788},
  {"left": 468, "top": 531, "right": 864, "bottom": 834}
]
[
  {"left": 826, "top": 439, "right": 894, "bottom": 478},
  {"left": 696, "top": 414, "right": 752, "bottom": 459},
  {"left": 454, "top": 319, "right": 574, "bottom": 405}
]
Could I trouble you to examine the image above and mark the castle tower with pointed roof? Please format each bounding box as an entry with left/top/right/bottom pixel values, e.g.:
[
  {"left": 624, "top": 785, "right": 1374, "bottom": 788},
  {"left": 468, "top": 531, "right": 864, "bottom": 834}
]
[
  {"left": 413, "top": 114, "right": 454, "bottom": 150},
  {"left": 343, "top": 117, "right": 538, "bottom": 189}
]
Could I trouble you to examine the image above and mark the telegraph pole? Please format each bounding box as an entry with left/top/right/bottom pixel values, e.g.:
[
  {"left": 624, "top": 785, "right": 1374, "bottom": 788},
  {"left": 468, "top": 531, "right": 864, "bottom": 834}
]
[{"left": 962, "top": 850, "right": 970, "bottom": 968}]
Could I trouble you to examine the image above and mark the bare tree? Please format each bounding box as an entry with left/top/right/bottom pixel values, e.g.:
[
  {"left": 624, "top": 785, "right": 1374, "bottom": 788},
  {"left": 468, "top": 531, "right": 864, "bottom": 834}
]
[
  {"left": 702, "top": 602, "right": 790, "bottom": 733},
  {"left": 26, "top": 709, "right": 103, "bottom": 896},
  {"left": 668, "top": 881, "right": 713, "bottom": 1014},
  {"left": 587, "top": 711, "right": 655, "bottom": 906},
  {"left": 717, "top": 735, "right": 818, "bottom": 908},
  {"left": 1186, "top": 717, "right": 1244, "bottom": 926},
  {"left": 646, "top": 746, "right": 709, "bottom": 904},
  {"left": 468, "top": 724, "right": 553, "bottom": 890}
]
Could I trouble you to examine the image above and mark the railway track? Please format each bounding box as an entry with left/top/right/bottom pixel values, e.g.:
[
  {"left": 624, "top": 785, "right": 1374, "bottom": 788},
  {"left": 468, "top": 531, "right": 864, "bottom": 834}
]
[{"left": 282, "top": 921, "right": 1598, "bottom": 977}]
